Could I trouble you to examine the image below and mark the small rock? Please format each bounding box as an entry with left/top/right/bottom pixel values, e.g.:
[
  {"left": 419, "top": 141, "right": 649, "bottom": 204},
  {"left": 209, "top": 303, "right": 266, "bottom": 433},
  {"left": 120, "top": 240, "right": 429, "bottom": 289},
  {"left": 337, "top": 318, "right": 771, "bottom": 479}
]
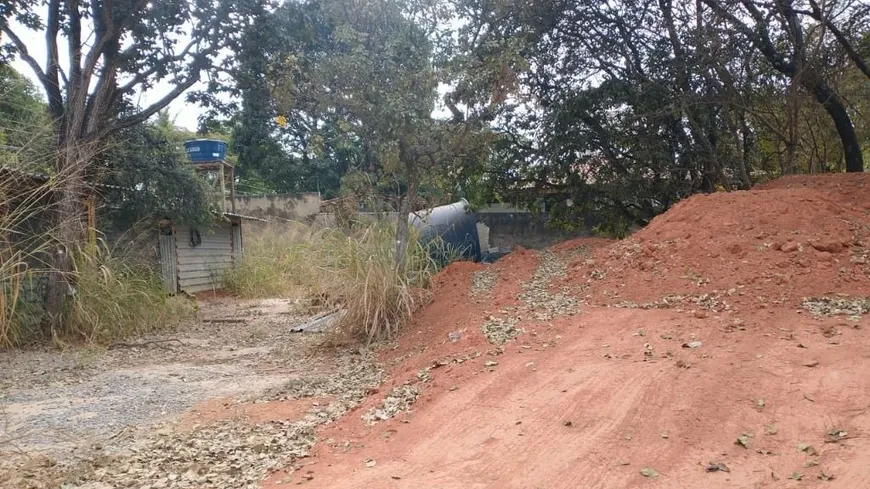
[
  {"left": 803, "top": 360, "right": 820, "bottom": 367},
  {"left": 810, "top": 241, "right": 846, "bottom": 254},
  {"left": 365, "top": 459, "right": 377, "bottom": 468},
  {"left": 563, "top": 420, "right": 573, "bottom": 427},
  {"left": 484, "top": 360, "right": 498, "bottom": 367},
  {"left": 780, "top": 241, "right": 799, "bottom": 253},
  {"left": 640, "top": 467, "right": 659, "bottom": 478},
  {"left": 797, "top": 443, "right": 818, "bottom": 456},
  {"left": 693, "top": 310, "right": 709, "bottom": 319},
  {"left": 825, "top": 428, "right": 848, "bottom": 443},
  {"left": 682, "top": 341, "right": 703, "bottom": 349}
]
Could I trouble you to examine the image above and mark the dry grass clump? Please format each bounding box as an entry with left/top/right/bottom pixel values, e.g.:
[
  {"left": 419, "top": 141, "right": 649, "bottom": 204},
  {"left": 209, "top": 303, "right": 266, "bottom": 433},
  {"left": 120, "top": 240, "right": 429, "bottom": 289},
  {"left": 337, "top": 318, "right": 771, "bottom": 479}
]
[{"left": 224, "top": 221, "right": 439, "bottom": 342}]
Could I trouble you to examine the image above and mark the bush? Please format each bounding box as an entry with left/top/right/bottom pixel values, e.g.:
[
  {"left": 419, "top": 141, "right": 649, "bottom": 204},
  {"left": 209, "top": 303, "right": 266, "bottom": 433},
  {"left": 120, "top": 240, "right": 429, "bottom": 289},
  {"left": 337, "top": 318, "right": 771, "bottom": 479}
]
[
  {"left": 61, "top": 242, "right": 192, "bottom": 344},
  {"left": 224, "top": 220, "right": 438, "bottom": 343}
]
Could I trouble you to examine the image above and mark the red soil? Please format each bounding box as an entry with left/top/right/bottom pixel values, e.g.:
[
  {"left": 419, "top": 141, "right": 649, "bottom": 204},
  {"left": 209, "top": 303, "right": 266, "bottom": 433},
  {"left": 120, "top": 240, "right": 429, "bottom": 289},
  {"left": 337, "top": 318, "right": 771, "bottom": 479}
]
[
  {"left": 262, "top": 174, "right": 870, "bottom": 488},
  {"left": 179, "top": 396, "right": 332, "bottom": 430}
]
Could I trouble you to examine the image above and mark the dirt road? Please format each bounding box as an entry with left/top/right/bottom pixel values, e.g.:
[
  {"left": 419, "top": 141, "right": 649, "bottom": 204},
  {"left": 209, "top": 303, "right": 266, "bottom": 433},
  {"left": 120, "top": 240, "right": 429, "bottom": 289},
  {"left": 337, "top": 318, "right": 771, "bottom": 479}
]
[{"left": 1, "top": 298, "right": 382, "bottom": 488}]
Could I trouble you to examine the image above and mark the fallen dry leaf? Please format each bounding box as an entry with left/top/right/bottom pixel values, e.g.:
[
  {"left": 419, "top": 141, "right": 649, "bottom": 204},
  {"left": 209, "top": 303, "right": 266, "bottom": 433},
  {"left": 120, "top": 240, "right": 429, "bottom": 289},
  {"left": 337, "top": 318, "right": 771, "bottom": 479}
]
[
  {"left": 706, "top": 462, "right": 730, "bottom": 473},
  {"left": 797, "top": 443, "right": 818, "bottom": 456}
]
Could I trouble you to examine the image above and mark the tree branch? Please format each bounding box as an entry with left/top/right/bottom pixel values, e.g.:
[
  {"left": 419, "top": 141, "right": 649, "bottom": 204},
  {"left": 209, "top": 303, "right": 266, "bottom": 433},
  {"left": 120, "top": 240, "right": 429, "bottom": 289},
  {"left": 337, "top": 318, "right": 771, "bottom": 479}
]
[
  {"left": 806, "top": 0, "right": 870, "bottom": 80},
  {"left": 702, "top": 0, "right": 796, "bottom": 75},
  {"left": 104, "top": 70, "right": 204, "bottom": 135},
  {"left": 45, "top": 0, "right": 63, "bottom": 118}
]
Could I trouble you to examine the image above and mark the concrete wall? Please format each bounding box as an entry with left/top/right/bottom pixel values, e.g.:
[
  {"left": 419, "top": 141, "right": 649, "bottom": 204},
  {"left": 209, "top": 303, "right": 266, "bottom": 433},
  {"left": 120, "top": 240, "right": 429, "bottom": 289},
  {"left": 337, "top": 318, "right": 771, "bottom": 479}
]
[
  {"left": 231, "top": 193, "right": 321, "bottom": 221},
  {"left": 311, "top": 207, "right": 593, "bottom": 252},
  {"left": 477, "top": 209, "right": 595, "bottom": 251}
]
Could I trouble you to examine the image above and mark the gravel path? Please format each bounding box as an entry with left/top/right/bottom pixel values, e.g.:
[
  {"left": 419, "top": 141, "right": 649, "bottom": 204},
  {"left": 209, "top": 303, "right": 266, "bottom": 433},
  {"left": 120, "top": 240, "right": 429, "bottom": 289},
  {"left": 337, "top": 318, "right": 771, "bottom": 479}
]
[{"left": 0, "top": 299, "right": 370, "bottom": 488}]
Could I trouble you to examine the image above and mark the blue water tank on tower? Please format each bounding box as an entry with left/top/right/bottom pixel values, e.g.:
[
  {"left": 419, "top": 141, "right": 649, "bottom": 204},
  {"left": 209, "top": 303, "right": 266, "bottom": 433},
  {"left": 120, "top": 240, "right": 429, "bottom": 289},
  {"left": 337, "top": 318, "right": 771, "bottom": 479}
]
[{"left": 184, "top": 139, "right": 227, "bottom": 162}]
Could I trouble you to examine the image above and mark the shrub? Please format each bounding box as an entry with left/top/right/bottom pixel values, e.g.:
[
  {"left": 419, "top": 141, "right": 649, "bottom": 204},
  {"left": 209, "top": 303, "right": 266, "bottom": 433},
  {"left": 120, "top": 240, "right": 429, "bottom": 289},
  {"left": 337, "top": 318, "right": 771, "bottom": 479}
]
[
  {"left": 61, "top": 242, "right": 192, "bottom": 344},
  {"left": 224, "top": 220, "right": 439, "bottom": 343}
]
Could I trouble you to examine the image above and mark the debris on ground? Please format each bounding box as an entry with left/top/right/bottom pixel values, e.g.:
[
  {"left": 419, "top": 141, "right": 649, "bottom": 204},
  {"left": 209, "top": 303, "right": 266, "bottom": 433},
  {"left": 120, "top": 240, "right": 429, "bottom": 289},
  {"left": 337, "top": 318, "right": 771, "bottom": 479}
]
[
  {"left": 706, "top": 462, "right": 730, "bottom": 473},
  {"left": 797, "top": 443, "right": 818, "bottom": 456},
  {"left": 518, "top": 251, "right": 580, "bottom": 320},
  {"left": 481, "top": 315, "right": 522, "bottom": 345},
  {"left": 825, "top": 428, "right": 849, "bottom": 443},
  {"left": 802, "top": 296, "right": 870, "bottom": 317},
  {"left": 470, "top": 268, "right": 498, "bottom": 297},
  {"left": 735, "top": 432, "right": 753, "bottom": 448},
  {"left": 361, "top": 384, "right": 421, "bottom": 425}
]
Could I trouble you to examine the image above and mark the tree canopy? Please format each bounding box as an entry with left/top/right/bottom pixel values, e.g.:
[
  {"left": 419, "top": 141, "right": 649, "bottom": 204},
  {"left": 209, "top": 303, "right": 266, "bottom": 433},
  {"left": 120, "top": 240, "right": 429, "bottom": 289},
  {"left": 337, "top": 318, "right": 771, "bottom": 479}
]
[{"left": 3, "top": 0, "right": 870, "bottom": 236}]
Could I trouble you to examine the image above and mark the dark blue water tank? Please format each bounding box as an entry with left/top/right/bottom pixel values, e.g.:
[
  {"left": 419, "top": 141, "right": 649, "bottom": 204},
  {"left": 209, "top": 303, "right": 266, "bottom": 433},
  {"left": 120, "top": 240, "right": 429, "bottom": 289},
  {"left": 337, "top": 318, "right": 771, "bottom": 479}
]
[
  {"left": 410, "top": 199, "right": 481, "bottom": 263},
  {"left": 184, "top": 139, "right": 227, "bottom": 162}
]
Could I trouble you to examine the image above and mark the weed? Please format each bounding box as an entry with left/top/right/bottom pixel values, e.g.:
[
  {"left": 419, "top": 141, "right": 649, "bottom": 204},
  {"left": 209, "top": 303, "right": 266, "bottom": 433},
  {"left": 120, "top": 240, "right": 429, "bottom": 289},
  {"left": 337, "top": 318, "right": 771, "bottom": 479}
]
[
  {"left": 61, "top": 241, "right": 192, "bottom": 344},
  {"left": 225, "top": 221, "right": 439, "bottom": 343}
]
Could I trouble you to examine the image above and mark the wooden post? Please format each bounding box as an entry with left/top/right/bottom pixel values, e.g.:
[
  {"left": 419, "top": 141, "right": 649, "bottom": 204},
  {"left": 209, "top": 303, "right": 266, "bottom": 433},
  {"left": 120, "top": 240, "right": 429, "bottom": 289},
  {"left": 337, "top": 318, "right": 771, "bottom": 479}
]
[
  {"left": 218, "top": 163, "right": 227, "bottom": 212},
  {"left": 229, "top": 165, "right": 236, "bottom": 213}
]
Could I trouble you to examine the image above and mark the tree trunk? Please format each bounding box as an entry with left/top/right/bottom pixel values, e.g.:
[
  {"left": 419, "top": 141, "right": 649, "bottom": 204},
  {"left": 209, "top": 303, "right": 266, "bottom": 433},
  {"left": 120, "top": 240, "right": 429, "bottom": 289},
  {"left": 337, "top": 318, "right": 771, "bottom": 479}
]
[
  {"left": 803, "top": 77, "right": 864, "bottom": 172},
  {"left": 394, "top": 158, "right": 419, "bottom": 270},
  {"left": 44, "top": 142, "right": 89, "bottom": 331}
]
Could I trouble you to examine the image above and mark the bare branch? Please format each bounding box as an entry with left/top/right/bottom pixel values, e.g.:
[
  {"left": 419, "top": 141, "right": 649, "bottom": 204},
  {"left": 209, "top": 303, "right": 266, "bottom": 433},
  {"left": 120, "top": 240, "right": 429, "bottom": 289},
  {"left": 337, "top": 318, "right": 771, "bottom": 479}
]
[
  {"left": 0, "top": 26, "right": 47, "bottom": 83},
  {"left": 105, "top": 69, "right": 205, "bottom": 135},
  {"left": 806, "top": 0, "right": 870, "bottom": 80}
]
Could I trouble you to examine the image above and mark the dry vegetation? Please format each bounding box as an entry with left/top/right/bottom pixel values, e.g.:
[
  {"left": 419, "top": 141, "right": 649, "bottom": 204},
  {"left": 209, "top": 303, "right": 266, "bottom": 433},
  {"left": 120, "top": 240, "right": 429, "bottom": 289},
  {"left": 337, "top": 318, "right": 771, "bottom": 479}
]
[
  {"left": 0, "top": 162, "right": 192, "bottom": 349},
  {"left": 223, "top": 221, "right": 439, "bottom": 343}
]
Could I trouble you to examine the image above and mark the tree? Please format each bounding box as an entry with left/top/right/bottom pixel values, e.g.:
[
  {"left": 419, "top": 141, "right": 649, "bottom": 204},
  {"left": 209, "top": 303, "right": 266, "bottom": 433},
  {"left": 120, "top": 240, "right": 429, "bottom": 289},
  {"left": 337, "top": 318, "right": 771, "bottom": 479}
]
[
  {"left": 440, "top": 0, "right": 870, "bottom": 230},
  {"left": 1, "top": 0, "right": 263, "bottom": 322},
  {"left": 700, "top": 0, "right": 864, "bottom": 172},
  {"left": 0, "top": 64, "right": 52, "bottom": 168},
  {"left": 227, "top": 0, "right": 491, "bottom": 265},
  {"left": 98, "top": 116, "right": 215, "bottom": 232}
]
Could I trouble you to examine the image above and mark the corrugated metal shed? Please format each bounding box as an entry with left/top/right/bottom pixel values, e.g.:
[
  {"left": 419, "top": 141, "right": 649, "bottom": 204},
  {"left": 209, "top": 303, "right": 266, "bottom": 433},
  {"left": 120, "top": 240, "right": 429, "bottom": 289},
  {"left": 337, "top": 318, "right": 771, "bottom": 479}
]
[
  {"left": 176, "top": 220, "right": 236, "bottom": 293},
  {"left": 158, "top": 213, "right": 263, "bottom": 295}
]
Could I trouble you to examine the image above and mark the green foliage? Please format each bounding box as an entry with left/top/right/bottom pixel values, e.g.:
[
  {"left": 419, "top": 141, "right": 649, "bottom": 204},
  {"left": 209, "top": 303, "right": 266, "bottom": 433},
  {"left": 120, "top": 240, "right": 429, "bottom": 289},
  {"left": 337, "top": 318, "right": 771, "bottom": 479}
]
[
  {"left": 215, "top": 0, "right": 494, "bottom": 208},
  {"left": 0, "top": 65, "right": 53, "bottom": 170},
  {"left": 98, "top": 117, "right": 216, "bottom": 230},
  {"left": 443, "top": 0, "right": 870, "bottom": 226}
]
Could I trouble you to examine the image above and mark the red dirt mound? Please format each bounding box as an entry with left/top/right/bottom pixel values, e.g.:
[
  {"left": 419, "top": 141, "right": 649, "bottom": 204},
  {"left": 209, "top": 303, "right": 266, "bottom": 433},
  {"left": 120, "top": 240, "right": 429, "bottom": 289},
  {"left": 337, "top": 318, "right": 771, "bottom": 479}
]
[
  {"left": 262, "top": 175, "right": 870, "bottom": 489},
  {"left": 758, "top": 173, "right": 870, "bottom": 211},
  {"left": 564, "top": 175, "right": 870, "bottom": 309}
]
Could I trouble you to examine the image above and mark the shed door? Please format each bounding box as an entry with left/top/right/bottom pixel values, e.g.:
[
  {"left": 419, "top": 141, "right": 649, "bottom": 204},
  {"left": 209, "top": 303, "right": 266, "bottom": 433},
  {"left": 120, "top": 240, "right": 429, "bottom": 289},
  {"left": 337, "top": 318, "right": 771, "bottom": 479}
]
[
  {"left": 232, "top": 223, "right": 242, "bottom": 262},
  {"left": 158, "top": 229, "right": 178, "bottom": 294}
]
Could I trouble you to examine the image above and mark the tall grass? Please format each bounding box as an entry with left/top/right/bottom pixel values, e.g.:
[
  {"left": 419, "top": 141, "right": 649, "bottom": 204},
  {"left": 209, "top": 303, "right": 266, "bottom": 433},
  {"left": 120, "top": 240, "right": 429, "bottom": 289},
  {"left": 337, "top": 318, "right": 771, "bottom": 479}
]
[
  {"left": 224, "top": 220, "right": 439, "bottom": 343},
  {"left": 0, "top": 168, "right": 56, "bottom": 348},
  {"left": 61, "top": 241, "right": 191, "bottom": 344},
  {"left": 0, "top": 160, "right": 191, "bottom": 348}
]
